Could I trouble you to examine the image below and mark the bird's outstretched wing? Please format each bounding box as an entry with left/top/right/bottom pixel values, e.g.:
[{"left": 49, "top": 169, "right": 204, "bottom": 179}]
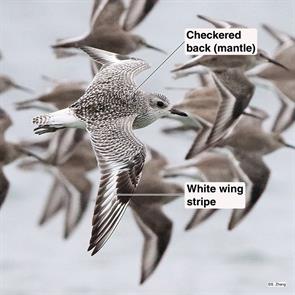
[
  {"left": 0, "top": 167, "right": 9, "bottom": 209},
  {"left": 228, "top": 152, "right": 270, "bottom": 230},
  {"left": 0, "top": 107, "right": 12, "bottom": 141},
  {"left": 185, "top": 209, "right": 217, "bottom": 230},
  {"left": 272, "top": 91, "right": 295, "bottom": 133},
  {"left": 91, "top": 0, "right": 125, "bottom": 29},
  {"left": 80, "top": 46, "right": 150, "bottom": 84},
  {"left": 87, "top": 117, "right": 146, "bottom": 255},
  {"left": 205, "top": 70, "right": 254, "bottom": 147},
  {"left": 262, "top": 24, "right": 295, "bottom": 46},
  {"left": 123, "top": 0, "right": 159, "bottom": 31},
  {"left": 197, "top": 14, "right": 247, "bottom": 29},
  {"left": 131, "top": 204, "right": 172, "bottom": 284},
  {"left": 38, "top": 177, "right": 68, "bottom": 226}
]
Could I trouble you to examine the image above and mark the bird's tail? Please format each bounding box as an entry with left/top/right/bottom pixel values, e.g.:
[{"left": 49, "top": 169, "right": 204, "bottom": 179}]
[
  {"left": 32, "top": 108, "right": 84, "bottom": 135},
  {"left": 52, "top": 35, "right": 86, "bottom": 49}
]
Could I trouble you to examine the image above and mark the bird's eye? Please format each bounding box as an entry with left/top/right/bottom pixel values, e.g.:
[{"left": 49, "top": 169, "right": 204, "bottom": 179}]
[{"left": 157, "top": 101, "right": 165, "bottom": 108}]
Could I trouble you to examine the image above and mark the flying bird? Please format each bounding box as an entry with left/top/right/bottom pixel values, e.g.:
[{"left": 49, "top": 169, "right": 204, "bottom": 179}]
[
  {"left": 52, "top": 0, "right": 164, "bottom": 57},
  {"left": 249, "top": 24, "right": 295, "bottom": 133},
  {"left": 32, "top": 47, "right": 187, "bottom": 255},
  {"left": 166, "top": 112, "right": 294, "bottom": 230},
  {"left": 185, "top": 69, "right": 255, "bottom": 159},
  {"left": 19, "top": 139, "right": 95, "bottom": 238}
]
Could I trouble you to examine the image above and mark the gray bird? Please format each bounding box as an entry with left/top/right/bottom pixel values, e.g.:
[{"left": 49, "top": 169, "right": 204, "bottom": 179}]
[
  {"left": 32, "top": 47, "right": 187, "bottom": 255},
  {"left": 52, "top": 0, "right": 164, "bottom": 56},
  {"left": 0, "top": 74, "right": 32, "bottom": 95}
]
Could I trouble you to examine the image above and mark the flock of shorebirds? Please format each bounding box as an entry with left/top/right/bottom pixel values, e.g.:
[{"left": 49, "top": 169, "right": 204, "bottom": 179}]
[{"left": 1, "top": 0, "right": 294, "bottom": 285}]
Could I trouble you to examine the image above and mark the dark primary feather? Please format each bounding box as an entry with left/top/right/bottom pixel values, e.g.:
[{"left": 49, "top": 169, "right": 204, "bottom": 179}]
[
  {"left": 132, "top": 205, "right": 172, "bottom": 284},
  {"left": 91, "top": 0, "right": 125, "bottom": 29},
  {"left": 228, "top": 152, "right": 270, "bottom": 230},
  {"left": 130, "top": 147, "right": 182, "bottom": 283},
  {"left": 87, "top": 118, "right": 146, "bottom": 255},
  {"left": 207, "top": 69, "right": 254, "bottom": 146},
  {"left": 123, "top": 0, "right": 159, "bottom": 31},
  {"left": 0, "top": 168, "right": 9, "bottom": 208}
]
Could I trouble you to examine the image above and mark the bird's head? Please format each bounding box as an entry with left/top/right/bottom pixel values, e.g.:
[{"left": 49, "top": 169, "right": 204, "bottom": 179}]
[{"left": 147, "top": 93, "right": 187, "bottom": 120}]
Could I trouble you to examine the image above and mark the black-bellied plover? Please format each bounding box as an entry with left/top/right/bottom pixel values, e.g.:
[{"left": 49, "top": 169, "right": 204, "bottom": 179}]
[
  {"left": 16, "top": 79, "right": 87, "bottom": 112},
  {"left": 52, "top": 0, "right": 164, "bottom": 56},
  {"left": 0, "top": 74, "right": 32, "bottom": 95},
  {"left": 32, "top": 47, "right": 187, "bottom": 255}
]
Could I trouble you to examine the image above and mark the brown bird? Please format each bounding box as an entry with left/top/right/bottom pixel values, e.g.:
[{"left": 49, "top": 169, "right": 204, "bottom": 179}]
[
  {"left": 185, "top": 69, "right": 255, "bottom": 159},
  {"left": 163, "top": 73, "right": 219, "bottom": 134},
  {"left": 52, "top": 0, "right": 164, "bottom": 56}
]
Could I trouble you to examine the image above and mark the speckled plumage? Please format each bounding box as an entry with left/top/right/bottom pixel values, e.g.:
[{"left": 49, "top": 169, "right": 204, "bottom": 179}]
[{"left": 32, "top": 47, "right": 186, "bottom": 255}]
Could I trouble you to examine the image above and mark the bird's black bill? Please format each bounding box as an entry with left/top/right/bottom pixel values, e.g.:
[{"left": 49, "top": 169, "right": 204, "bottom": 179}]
[
  {"left": 169, "top": 108, "right": 188, "bottom": 117},
  {"left": 12, "top": 83, "right": 33, "bottom": 93},
  {"left": 284, "top": 142, "right": 295, "bottom": 149},
  {"left": 143, "top": 42, "right": 167, "bottom": 54},
  {"left": 242, "top": 111, "right": 264, "bottom": 120},
  {"left": 262, "top": 54, "right": 289, "bottom": 71}
]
